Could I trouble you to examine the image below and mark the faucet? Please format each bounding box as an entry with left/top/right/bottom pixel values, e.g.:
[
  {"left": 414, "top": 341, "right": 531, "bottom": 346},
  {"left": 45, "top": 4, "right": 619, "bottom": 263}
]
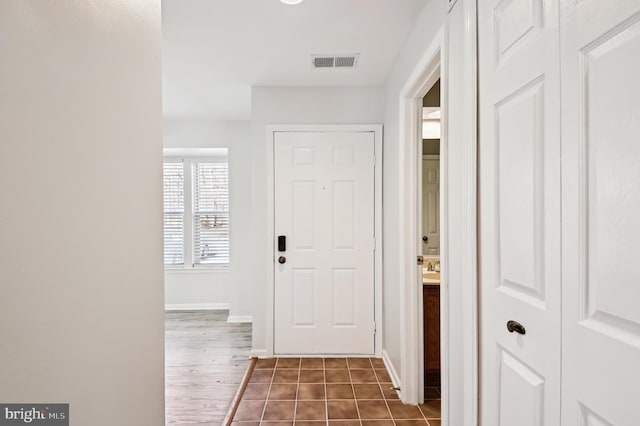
[
  {"left": 434, "top": 260, "right": 440, "bottom": 272},
  {"left": 425, "top": 260, "right": 434, "bottom": 271}
]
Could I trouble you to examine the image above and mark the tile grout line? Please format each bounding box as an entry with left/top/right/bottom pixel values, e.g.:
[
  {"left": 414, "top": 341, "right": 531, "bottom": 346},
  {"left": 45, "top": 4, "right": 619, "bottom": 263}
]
[
  {"left": 417, "top": 390, "right": 442, "bottom": 424},
  {"left": 292, "top": 358, "right": 301, "bottom": 426},
  {"left": 346, "top": 358, "right": 364, "bottom": 426},
  {"left": 417, "top": 403, "right": 429, "bottom": 424},
  {"left": 258, "top": 360, "right": 277, "bottom": 425},
  {"left": 374, "top": 361, "right": 397, "bottom": 426},
  {"left": 323, "top": 358, "right": 329, "bottom": 426}
]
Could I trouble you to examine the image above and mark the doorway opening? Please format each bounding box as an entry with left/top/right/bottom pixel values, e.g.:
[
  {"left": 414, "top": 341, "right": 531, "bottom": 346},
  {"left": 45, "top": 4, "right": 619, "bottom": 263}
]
[
  {"left": 420, "top": 80, "right": 442, "bottom": 414},
  {"left": 397, "top": 28, "right": 451, "bottom": 417}
]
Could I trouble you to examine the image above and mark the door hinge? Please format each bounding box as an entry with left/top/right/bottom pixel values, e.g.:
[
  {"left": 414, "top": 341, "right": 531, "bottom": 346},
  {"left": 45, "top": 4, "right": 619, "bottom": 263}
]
[
  {"left": 373, "top": 154, "right": 376, "bottom": 165},
  {"left": 417, "top": 255, "right": 424, "bottom": 265}
]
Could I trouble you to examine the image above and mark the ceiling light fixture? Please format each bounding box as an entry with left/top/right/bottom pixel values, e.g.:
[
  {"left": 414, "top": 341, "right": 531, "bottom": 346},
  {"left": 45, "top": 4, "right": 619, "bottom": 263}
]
[{"left": 280, "top": 0, "right": 304, "bottom": 4}]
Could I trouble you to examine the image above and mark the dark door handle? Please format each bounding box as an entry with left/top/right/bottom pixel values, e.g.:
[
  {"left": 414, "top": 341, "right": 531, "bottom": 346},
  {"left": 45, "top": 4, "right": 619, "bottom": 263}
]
[
  {"left": 422, "top": 236, "right": 428, "bottom": 243},
  {"left": 278, "top": 256, "right": 286, "bottom": 264},
  {"left": 507, "top": 320, "right": 526, "bottom": 335}
]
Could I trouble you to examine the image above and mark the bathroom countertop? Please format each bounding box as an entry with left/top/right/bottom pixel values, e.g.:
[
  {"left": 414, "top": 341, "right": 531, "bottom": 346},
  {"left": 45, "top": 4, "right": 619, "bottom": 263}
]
[{"left": 422, "top": 269, "right": 440, "bottom": 286}]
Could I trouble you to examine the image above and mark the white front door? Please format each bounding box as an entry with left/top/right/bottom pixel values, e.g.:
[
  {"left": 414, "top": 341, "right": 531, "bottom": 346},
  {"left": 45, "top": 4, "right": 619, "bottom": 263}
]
[
  {"left": 560, "top": 1, "right": 640, "bottom": 424},
  {"left": 479, "top": 0, "right": 562, "bottom": 424},
  {"left": 422, "top": 158, "right": 440, "bottom": 256},
  {"left": 273, "top": 131, "right": 376, "bottom": 355}
]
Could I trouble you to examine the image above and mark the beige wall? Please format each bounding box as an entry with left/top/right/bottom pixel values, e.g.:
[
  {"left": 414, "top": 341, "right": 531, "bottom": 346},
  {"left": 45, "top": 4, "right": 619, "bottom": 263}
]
[
  {"left": 423, "top": 79, "right": 441, "bottom": 107},
  {"left": 0, "top": 2, "right": 164, "bottom": 425}
]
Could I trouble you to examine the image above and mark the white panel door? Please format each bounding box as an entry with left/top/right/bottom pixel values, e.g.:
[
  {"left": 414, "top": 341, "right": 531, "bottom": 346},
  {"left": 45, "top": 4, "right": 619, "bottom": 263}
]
[
  {"left": 479, "top": 0, "right": 562, "bottom": 424},
  {"left": 560, "top": 1, "right": 640, "bottom": 424},
  {"left": 274, "top": 131, "right": 375, "bottom": 355},
  {"left": 422, "top": 159, "right": 440, "bottom": 256}
]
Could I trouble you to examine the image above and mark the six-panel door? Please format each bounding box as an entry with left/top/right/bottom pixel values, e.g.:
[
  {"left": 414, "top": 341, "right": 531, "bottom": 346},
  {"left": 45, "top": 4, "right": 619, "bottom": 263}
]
[
  {"left": 422, "top": 158, "right": 440, "bottom": 256},
  {"left": 273, "top": 131, "right": 376, "bottom": 355}
]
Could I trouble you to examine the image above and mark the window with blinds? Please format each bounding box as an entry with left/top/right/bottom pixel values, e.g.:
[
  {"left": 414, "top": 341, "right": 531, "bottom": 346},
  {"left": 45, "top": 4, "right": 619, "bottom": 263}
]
[
  {"left": 163, "top": 162, "right": 185, "bottom": 265},
  {"left": 193, "top": 162, "right": 229, "bottom": 264},
  {"left": 163, "top": 152, "right": 230, "bottom": 267}
]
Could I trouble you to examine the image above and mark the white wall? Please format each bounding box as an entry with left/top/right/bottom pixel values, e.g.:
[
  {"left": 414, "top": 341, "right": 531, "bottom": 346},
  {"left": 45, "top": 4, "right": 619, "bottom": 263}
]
[
  {"left": 250, "top": 86, "right": 385, "bottom": 352},
  {"left": 446, "top": 2, "right": 478, "bottom": 424},
  {"left": 381, "top": 0, "right": 447, "bottom": 384},
  {"left": 444, "top": 5, "right": 467, "bottom": 424},
  {"left": 163, "top": 120, "right": 253, "bottom": 318},
  {"left": 0, "top": 2, "right": 164, "bottom": 425}
]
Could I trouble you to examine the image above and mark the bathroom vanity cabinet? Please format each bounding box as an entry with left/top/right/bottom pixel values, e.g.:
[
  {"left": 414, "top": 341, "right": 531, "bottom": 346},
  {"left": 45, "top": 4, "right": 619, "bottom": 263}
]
[{"left": 423, "top": 284, "right": 441, "bottom": 385}]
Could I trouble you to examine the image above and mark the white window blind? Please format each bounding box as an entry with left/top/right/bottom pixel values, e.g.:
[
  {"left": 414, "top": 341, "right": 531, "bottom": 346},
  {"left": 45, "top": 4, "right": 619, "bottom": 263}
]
[
  {"left": 193, "top": 162, "right": 229, "bottom": 264},
  {"left": 163, "top": 162, "right": 185, "bottom": 266},
  {"left": 163, "top": 152, "right": 230, "bottom": 268}
]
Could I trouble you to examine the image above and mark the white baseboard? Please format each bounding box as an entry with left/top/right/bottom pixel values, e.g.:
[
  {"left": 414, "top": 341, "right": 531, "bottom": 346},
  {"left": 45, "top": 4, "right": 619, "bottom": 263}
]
[
  {"left": 251, "top": 348, "right": 268, "bottom": 358},
  {"left": 227, "top": 315, "right": 253, "bottom": 323},
  {"left": 382, "top": 349, "right": 401, "bottom": 394},
  {"left": 165, "top": 303, "right": 230, "bottom": 311}
]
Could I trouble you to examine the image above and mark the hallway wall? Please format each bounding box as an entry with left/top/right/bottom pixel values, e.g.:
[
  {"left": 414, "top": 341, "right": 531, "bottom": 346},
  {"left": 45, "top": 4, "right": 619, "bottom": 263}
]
[
  {"left": 380, "top": 0, "right": 447, "bottom": 389},
  {"left": 443, "top": 2, "right": 477, "bottom": 424},
  {"left": 382, "top": 0, "right": 478, "bottom": 422},
  {"left": 0, "top": 2, "right": 164, "bottom": 425}
]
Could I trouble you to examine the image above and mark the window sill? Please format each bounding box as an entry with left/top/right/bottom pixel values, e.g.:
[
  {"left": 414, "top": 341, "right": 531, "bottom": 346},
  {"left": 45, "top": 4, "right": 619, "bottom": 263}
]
[{"left": 164, "top": 265, "right": 230, "bottom": 274}]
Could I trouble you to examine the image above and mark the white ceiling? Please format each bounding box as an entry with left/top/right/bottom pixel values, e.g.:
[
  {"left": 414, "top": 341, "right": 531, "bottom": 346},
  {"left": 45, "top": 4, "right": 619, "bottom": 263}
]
[{"left": 162, "top": 0, "right": 427, "bottom": 120}]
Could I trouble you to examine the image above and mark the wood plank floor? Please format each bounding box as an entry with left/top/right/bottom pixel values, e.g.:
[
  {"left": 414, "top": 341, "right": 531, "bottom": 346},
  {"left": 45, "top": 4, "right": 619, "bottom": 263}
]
[{"left": 165, "top": 310, "right": 252, "bottom": 425}]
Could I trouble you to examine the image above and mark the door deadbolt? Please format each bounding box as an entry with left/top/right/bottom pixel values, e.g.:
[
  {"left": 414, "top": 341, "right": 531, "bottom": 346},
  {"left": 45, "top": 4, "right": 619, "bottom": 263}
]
[{"left": 278, "top": 235, "right": 286, "bottom": 252}]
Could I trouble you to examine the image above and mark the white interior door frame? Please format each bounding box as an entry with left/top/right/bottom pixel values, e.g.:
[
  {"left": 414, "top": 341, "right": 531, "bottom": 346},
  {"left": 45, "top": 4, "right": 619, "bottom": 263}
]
[
  {"left": 398, "top": 10, "right": 478, "bottom": 426},
  {"left": 398, "top": 26, "right": 446, "bottom": 407},
  {"left": 265, "top": 124, "right": 383, "bottom": 357}
]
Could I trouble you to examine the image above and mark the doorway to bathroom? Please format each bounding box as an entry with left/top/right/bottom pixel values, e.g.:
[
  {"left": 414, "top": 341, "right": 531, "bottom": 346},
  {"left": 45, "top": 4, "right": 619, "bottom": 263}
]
[
  {"left": 397, "top": 28, "right": 451, "bottom": 412},
  {"left": 420, "top": 80, "right": 442, "bottom": 405}
]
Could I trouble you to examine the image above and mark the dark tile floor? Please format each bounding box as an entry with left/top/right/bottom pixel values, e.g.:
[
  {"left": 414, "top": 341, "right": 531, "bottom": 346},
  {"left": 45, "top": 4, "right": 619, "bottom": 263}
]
[{"left": 231, "top": 357, "right": 441, "bottom": 425}]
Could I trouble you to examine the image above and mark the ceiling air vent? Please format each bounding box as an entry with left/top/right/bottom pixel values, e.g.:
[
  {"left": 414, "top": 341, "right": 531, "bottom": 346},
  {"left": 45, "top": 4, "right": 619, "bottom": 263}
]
[
  {"left": 313, "top": 56, "right": 334, "bottom": 68},
  {"left": 311, "top": 54, "right": 359, "bottom": 69}
]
